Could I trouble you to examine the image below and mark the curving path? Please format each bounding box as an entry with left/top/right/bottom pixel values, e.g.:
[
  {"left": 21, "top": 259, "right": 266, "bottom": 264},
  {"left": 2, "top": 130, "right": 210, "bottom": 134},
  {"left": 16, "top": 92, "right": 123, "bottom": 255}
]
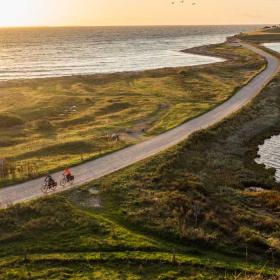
[{"left": 0, "top": 42, "right": 279, "bottom": 208}]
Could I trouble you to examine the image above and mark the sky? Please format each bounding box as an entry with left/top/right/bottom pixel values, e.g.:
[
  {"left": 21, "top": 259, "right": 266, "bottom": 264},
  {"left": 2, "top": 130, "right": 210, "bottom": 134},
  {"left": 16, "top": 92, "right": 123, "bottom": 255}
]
[{"left": 0, "top": 0, "right": 279, "bottom": 27}]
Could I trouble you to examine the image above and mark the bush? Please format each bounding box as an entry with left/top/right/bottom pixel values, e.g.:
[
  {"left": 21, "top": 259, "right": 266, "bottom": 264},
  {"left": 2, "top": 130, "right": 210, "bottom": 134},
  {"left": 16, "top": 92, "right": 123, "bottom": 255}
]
[
  {"left": 0, "top": 114, "right": 24, "bottom": 128},
  {"left": 178, "top": 70, "right": 189, "bottom": 76},
  {"left": 33, "top": 119, "right": 53, "bottom": 130}
]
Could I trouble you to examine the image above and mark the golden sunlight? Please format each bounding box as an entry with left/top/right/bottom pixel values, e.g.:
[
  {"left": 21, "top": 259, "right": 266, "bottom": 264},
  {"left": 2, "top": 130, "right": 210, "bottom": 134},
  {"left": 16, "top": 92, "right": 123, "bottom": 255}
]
[
  {"left": 0, "top": 0, "right": 45, "bottom": 27},
  {"left": 0, "top": 0, "right": 280, "bottom": 27}
]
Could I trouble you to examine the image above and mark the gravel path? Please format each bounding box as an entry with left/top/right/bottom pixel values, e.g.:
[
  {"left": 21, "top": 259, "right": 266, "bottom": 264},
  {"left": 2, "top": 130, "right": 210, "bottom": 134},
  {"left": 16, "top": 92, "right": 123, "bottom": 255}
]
[{"left": 0, "top": 42, "right": 279, "bottom": 208}]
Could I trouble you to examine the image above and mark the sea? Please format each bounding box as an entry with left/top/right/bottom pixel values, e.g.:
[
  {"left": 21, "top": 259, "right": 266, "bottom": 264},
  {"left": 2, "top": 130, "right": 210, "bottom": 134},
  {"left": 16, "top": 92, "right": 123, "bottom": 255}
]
[
  {"left": 264, "top": 42, "right": 280, "bottom": 54},
  {"left": 0, "top": 25, "right": 263, "bottom": 81}
]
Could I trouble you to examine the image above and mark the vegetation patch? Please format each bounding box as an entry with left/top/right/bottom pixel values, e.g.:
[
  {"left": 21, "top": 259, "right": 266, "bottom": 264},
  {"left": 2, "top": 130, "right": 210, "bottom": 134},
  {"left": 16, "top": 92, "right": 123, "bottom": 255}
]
[
  {"left": 0, "top": 114, "right": 24, "bottom": 129},
  {"left": 96, "top": 102, "right": 131, "bottom": 115},
  {"left": 237, "top": 26, "right": 280, "bottom": 43},
  {"left": 32, "top": 119, "right": 54, "bottom": 131}
]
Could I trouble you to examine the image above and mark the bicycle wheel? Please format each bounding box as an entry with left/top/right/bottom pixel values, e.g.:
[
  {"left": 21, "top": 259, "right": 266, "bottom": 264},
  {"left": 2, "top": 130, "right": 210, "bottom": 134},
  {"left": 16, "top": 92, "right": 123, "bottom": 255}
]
[
  {"left": 60, "top": 178, "right": 66, "bottom": 187},
  {"left": 51, "top": 183, "right": 57, "bottom": 192},
  {"left": 70, "top": 176, "right": 75, "bottom": 185},
  {"left": 41, "top": 184, "right": 49, "bottom": 194}
]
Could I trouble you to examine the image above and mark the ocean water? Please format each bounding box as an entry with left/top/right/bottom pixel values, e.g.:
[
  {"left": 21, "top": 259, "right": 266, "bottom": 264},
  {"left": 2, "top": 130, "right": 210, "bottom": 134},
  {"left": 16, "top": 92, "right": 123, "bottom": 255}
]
[
  {"left": 0, "top": 25, "right": 261, "bottom": 81},
  {"left": 264, "top": 42, "right": 280, "bottom": 54}
]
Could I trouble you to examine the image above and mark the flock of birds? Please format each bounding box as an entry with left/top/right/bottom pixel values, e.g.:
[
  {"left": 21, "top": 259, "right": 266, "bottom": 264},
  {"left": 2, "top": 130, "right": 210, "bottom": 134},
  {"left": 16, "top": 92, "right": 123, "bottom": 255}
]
[{"left": 171, "top": 1, "right": 197, "bottom": 5}]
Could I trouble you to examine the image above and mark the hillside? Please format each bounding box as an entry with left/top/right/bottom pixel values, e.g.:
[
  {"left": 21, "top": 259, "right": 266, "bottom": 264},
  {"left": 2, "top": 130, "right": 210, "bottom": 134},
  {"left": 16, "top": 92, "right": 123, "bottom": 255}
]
[
  {"left": 1, "top": 55, "right": 280, "bottom": 280},
  {"left": 0, "top": 43, "right": 265, "bottom": 187},
  {"left": 1, "top": 29, "right": 280, "bottom": 279},
  {"left": 237, "top": 26, "right": 280, "bottom": 43}
]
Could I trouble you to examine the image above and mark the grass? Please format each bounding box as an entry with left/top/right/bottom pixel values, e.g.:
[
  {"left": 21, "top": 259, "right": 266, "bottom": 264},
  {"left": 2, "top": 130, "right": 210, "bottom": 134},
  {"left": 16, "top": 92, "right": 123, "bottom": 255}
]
[
  {"left": 237, "top": 26, "right": 280, "bottom": 43},
  {"left": 2, "top": 67, "right": 280, "bottom": 279},
  {"left": 0, "top": 194, "right": 279, "bottom": 279},
  {"left": 2, "top": 260, "right": 277, "bottom": 280},
  {"left": 1, "top": 28, "right": 280, "bottom": 279},
  {"left": 0, "top": 42, "right": 265, "bottom": 186}
]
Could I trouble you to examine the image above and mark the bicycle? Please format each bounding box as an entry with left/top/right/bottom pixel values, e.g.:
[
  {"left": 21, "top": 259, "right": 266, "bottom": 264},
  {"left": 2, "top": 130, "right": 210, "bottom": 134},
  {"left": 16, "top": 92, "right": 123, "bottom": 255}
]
[
  {"left": 41, "top": 181, "right": 57, "bottom": 194},
  {"left": 60, "top": 174, "right": 75, "bottom": 187}
]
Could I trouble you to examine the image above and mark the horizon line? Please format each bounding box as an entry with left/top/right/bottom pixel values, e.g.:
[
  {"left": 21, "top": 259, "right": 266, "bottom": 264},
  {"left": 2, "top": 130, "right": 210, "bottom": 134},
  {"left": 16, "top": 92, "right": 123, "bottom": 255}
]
[{"left": 0, "top": 23, "right": 275, "bottom": 29}]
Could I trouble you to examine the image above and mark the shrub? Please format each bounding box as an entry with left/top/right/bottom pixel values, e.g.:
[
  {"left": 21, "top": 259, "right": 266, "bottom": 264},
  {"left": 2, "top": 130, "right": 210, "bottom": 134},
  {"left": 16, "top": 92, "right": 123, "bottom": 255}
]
[
  {"left": 0, "top": 114, "right": 24, "bottom": 128},
  {"left": 33, "top": 119, "right": 53, "bottom": 130},
  {"left": 178, "top": 70, "right": 189, "bottom": 76},
  {"left": 238, "top": 227, "right": 268, "bottom": 249}
]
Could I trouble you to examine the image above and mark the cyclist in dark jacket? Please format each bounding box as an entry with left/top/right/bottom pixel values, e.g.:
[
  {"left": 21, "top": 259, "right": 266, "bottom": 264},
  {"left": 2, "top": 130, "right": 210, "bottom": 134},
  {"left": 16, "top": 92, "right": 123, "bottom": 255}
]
[{"left": 45, "top": 174, "right": 56, "bottom": 188}]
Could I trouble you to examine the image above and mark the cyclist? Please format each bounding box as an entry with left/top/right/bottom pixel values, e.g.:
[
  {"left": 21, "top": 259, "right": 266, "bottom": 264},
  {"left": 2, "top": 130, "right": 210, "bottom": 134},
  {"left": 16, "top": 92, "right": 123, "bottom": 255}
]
[
  {"left": 63, "top": 167, "right": 73, "bottom": 182},
  {"left": 45, "top": 174, "right": 56, "bottom": 188}
]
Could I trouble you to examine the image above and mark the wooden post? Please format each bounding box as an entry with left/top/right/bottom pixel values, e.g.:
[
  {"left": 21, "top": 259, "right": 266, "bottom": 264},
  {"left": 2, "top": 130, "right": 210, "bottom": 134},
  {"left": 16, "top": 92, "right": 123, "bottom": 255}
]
[
  {"left": 0, "top": 158, "right": 5, "bottom": 179},
  {"left": 245, "top": 243, "right": 248, "bottom": 277}
]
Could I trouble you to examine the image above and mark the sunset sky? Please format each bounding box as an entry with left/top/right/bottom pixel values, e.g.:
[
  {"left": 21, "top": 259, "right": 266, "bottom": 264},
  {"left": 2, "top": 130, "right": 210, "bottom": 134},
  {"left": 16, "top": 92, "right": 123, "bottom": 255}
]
[{"left": 0, "top": 0, "right": 279, "bottom": 27}]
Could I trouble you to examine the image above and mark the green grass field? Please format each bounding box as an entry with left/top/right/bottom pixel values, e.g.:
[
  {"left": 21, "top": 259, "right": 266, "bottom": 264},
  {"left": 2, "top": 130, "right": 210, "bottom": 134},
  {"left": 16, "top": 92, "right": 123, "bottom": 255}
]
[
  {"left": 0, "top": 42, "right": 265, "bottom": 186},
  {"left": 0, "top": 192, "right": 279, "bottom": 279}
]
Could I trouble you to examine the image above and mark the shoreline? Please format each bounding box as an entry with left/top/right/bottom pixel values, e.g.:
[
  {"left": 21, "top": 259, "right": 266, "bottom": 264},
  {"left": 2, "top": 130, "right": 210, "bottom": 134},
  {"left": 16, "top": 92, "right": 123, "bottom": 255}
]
[
  {"left": 0, "top": 47, "right": 225, "bottom": 85},
  {"left": 6, "top": 36, "right": 277, "bottom": 85},
  {"left": 0, "top": 26, "right": 267, "bottom": 83}
]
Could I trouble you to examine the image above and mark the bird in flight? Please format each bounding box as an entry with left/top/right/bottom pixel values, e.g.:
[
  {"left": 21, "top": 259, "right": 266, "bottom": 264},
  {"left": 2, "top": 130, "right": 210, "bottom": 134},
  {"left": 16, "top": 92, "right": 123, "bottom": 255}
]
[{"left": 171, "top": 1, "right": 197, "bottom": 5}]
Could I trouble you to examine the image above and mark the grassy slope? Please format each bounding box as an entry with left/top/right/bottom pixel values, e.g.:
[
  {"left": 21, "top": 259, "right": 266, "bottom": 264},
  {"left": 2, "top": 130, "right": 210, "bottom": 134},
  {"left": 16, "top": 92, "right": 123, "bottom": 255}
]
[
  {"left": 2, "top": 30, "right": 280, "bottom": 279},
  {"left": 98, "top": 76, "right": 280, "bottom": 253},
  {"left": 1, "top": 59, "right": 280, "bottom": 279},
  {"left": 0, "top": 195, "right": 278, "bottom": 279},
  {"left": 0, "top": 43, "right": 265, "bottom": 186},
  {"left": 238, "top": 27, "right": 280, "bottom": 43}
]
